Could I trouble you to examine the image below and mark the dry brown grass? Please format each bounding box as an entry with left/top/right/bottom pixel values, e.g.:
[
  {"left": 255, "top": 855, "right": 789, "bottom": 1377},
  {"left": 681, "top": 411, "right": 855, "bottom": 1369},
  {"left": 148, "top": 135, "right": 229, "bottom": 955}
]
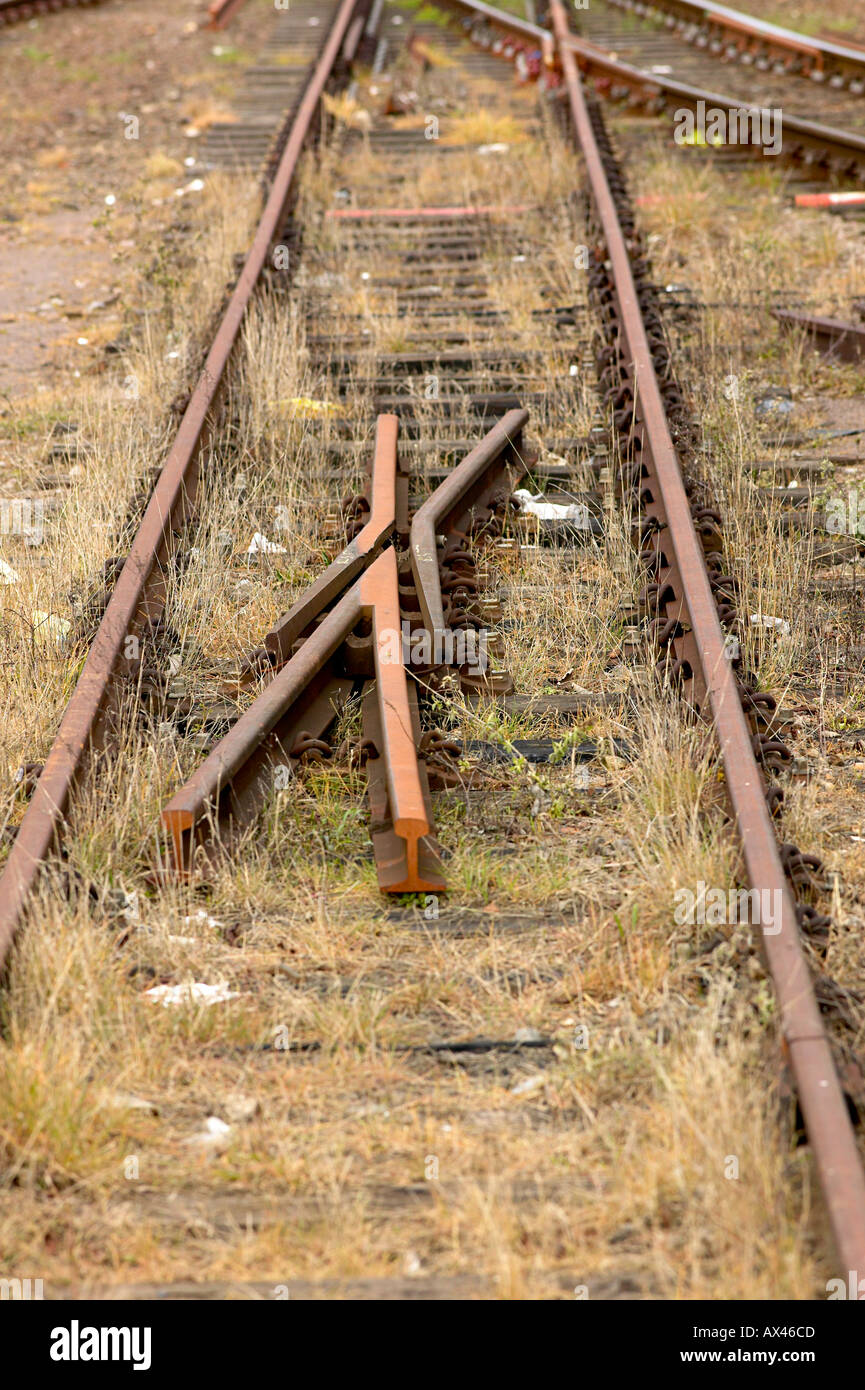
[{"left": 0, "top": 11, "right": 853, "bottom": 1302}]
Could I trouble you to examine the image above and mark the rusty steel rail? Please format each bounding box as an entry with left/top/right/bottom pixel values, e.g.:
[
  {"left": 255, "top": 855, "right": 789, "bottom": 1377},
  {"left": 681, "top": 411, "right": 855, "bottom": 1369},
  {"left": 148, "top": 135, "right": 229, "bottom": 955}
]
[
  {"left": 557, "top": 31, "right": 865, "bottom": 175},
  {"left": 603, "top": 0, "right": 865, "bottom": 84},
  {"left": 263, "top": 413, "right": 407, "bottom": 667},
  {"left": 160, "top": 409, "right": 530, "bottom": 893},
  {"left": 410, "top": 407, "right": 527, "bottom": 643},
  {"left": 0, "top": 0, "right": 104, "bottom": 24},
  {"left": 207, "top": 0, "right": 249, "bottom": 29},
  {"left": 162, "top": 531, "right": 445, "bottom": 893},
  {"left": 0, "top": 0, "right": 362, "bottom": 972},
  {"left": 775, "top": 309, "right": 865, "bottom": 364},
  {"left": 548, "top": 0, "right": 865, "bottom": 1277}
]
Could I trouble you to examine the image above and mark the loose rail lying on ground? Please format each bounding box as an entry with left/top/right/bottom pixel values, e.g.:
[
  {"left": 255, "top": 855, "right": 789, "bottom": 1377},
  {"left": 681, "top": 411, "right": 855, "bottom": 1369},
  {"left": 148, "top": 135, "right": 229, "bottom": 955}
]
[{"left": 161, "top": 409, "right": 527, "bottom": 893}]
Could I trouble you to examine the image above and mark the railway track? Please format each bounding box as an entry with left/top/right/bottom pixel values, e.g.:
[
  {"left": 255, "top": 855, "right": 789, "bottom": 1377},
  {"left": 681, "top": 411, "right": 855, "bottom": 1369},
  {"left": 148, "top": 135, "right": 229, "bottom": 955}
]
[
  {"left": 447, "top": 0, "right": 865, "bottom": 182},
  {"left": 573, "top": 0, "right": 865, "bottom": 146},
  {"left": 0, "top": 0, "right": 104, "bottom": 25},
  {"left": 3, "top": 0, "right": 865, "bottom": 1299}
]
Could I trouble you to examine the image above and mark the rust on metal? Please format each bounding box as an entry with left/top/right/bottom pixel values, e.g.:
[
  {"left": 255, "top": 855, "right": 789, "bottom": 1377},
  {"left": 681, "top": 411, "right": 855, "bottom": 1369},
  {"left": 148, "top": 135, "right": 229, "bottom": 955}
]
[
  {"left": 775, "top": 309, "right": 865, "bottom": 364},
  {"left": 437, "top": 0, "right": 865, "bottom": 174},
  {"left": 359, "top": 551, "right": 445, "bottom": 893},
  {"left": 549, "top": 0, "right": 865, "bottom": 1281},
  {"left": 557, "top": 28, "right": 865, "bottom": 170},
  {"left": 0, "top": 0, "right": 105, "bottom": 25},
  {"left": 207, "top": 0, "right": 249, "bottom": 29},
  {"left": 410, "top": 407, "right": 528, "bottom": 641},
  {"left": 264, "top": 413, "right": 405, "bottom": 665},
  {"left": 160, "top": 408, "right": 533, "bottom": 892},
  {"left": 604, "top": 0, "right": 865, "bottom": 79},
  {"left": 162, "top": 582, "right": 364, "bottom": 874},
  {"left": 0, "top": 0, "right": 362, "bottom": 970},
  {"left": 162, "top": 546, "right": 444, "bottom": 895}
]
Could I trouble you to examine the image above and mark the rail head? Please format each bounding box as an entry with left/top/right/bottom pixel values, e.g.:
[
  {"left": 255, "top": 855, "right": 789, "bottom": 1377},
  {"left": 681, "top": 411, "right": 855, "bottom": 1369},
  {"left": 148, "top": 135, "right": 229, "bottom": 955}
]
[{"left": 265, "top": 413, "right": 402, "bottom": 663}]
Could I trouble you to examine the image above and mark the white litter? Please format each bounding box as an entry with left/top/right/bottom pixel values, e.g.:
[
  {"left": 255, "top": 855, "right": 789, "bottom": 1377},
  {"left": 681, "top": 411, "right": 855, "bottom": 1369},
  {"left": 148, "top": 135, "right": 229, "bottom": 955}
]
[
  {"left": 144, "top": 981, "right": 239, "bottom": 1007},
  {"left": 183, "top": 909, "right": 223, "bottom": 929},
  {"left": 32, "top": 611, "right": 71, "bottom": 645},
  {"left": 184, "top": 1115, "right": 233, "bottom": 1151},
  {"left": 478, "top": 142, "right": 509, "bottom": 155},
  {"left": 105, "top": 194, "right": 116, "bottom": 207},
  {"left": 513, "top": 488, "right": 592, "bottom": 528},
  {"left": 0, "top": 559, "right": 20, "bottom": 585},
  {"left": 749, "top": 613, "right": 791, "bottom": 637},
  {"left": 510, "top": 1074, "right": 545, "bottom": 1098},
  {"left": 247, "top": 531, "right": 287, "bottom": 555}
]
